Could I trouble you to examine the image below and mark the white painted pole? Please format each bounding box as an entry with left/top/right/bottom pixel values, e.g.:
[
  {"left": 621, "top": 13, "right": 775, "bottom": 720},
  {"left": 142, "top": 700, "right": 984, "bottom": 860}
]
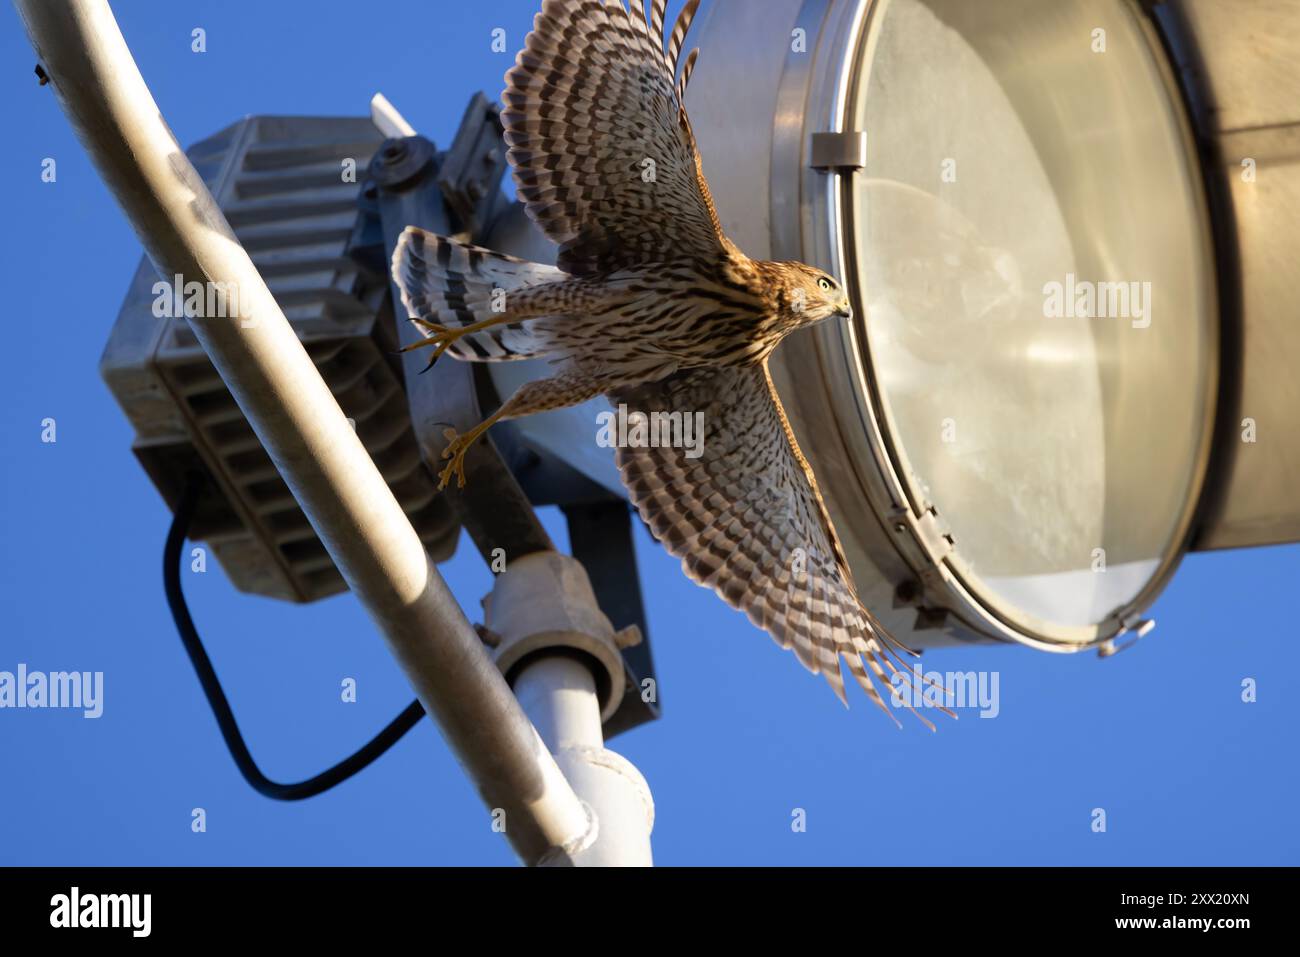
[
  {"left": 515, "top": 658, "right": 607, "bottom": 753},
  {"left": 515, "top": 658, "right": 655, "bottom": 867},
  {"left": 12, "top": 0, "right": 593, "bottom": 866},
  {"left": 488, "top": 553, "right": 655, "bottom": 866}
]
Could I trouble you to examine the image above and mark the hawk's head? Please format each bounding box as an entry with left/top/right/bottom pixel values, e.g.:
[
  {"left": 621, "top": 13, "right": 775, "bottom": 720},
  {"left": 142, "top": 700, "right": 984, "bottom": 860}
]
[{"left": 770, "top": 262, "right": 853, "bottom": 329}]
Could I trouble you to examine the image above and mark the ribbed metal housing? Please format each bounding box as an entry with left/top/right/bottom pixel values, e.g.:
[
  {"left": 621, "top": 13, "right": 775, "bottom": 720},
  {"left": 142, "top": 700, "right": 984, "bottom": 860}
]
[{"left": 102, "top": 115, "right": 459, "bottom": 602}]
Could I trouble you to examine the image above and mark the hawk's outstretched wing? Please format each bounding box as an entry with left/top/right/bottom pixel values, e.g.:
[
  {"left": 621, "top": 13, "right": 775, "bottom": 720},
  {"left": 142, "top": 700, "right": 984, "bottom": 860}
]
[
  {"left": 502, "top": 0, "right": 726, "bottom": 276},
  {"left": 613, "top": 364, "right": 936, "bottom": 726}
]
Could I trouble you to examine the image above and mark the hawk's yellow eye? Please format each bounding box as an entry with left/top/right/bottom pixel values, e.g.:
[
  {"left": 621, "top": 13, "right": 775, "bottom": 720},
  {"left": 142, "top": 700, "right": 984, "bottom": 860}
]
[{"left": 817, "top": 277, "right": 833, "bottom": 291}]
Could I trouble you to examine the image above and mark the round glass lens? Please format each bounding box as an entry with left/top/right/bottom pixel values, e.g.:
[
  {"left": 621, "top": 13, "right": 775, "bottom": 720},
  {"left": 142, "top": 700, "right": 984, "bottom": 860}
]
[{"left": 847, "top": 0, "right": 1215, "bottom": 635}]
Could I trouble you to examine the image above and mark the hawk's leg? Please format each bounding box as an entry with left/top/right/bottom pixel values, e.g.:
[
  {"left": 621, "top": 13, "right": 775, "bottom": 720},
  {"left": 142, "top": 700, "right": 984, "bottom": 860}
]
[
  {"left": 399, "top": 315, "right": 521, "bottom": 370},
  {"left": 438, "top": 370, "right": 606, "bottom": 490}
]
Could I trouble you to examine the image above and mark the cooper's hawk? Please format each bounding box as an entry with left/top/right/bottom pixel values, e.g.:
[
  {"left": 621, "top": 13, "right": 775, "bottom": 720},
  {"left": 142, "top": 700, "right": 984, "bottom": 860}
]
[{"left": 392, "top": 0, "right": 944, "bottom": 726}]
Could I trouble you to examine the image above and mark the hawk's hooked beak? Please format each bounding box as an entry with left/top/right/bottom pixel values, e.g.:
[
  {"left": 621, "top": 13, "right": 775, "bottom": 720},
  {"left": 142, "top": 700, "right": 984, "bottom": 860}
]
[{"left": 835, "top": 296, "right": 853, "bottom": 319}]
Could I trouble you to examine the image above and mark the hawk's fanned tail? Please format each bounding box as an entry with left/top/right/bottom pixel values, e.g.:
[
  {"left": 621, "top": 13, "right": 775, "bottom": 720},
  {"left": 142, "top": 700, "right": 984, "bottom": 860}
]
[{"left": 390, "top": 226, "right": 562, "bottom": 361}]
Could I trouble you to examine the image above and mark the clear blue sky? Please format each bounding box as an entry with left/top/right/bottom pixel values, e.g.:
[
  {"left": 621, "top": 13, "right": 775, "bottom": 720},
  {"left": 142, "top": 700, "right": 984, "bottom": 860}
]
[{"left": 1, "top": 0, "right": 1295, "bottom": 866}]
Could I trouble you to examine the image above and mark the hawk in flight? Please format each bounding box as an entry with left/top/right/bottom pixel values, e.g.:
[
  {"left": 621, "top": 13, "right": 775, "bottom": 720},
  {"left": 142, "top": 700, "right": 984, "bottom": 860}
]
[{"left": 392, "top": 0, "right": 944, "bottom": 726}]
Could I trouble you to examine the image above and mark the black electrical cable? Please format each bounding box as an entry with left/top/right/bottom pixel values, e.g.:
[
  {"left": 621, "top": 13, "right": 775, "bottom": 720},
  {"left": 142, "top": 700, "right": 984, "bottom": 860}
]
[{"left": 164, "top": 474, "right": 426, "bottom": 800}]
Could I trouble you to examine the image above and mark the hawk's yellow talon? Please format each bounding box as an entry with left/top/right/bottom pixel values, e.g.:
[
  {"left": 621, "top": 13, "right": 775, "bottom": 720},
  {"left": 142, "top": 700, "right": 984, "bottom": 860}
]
[
  {"left": 401, "top": 322, "right": 462, "bottom": 369},
  {"left": 436, "top": 426, "right": 474, "bottom": 490},
  {"left": 436, "top": 456, "right": 467, "bottom": 490}
]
